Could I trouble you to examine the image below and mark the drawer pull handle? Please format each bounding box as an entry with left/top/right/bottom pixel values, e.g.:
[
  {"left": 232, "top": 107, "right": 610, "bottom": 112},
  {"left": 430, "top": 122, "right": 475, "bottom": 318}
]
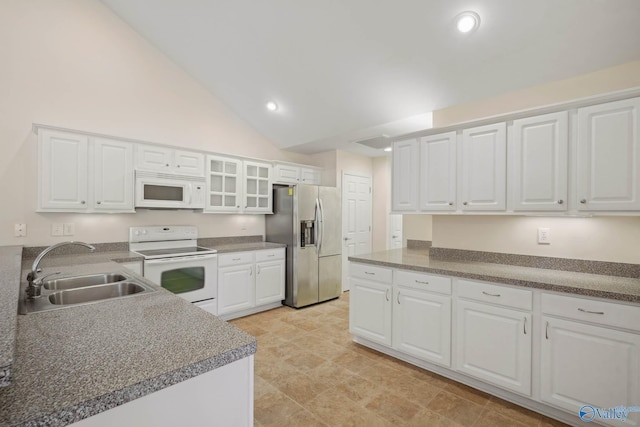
[
  {"left": 232, "top": 258, "right": 241, "bottom": 261},
  {"left": 385, "top": 289, "right": 390, "bottom": 302},
  {"left": 267, "top": 254, "right": 275, "bottom": 257},
  {"left": 365, "top": 272, "right": 375, "bottom": 275},
  {"left": 523, "top": 317, "right": 527, "bottom": 335},
  {"left": 415, "top": 280, "right": 429, "bottom": 285},
  {"left": 545, "top": 321, "right": 549, "bottom": 340},
  {"left": 482, "top": 291, "right": 501, "bottom": 297},
  {"left": 397, "top": 291, "right": 401, "bottom": 304},
  {"left": 578, "top": 308, "right": 604, "bottom": 315}
]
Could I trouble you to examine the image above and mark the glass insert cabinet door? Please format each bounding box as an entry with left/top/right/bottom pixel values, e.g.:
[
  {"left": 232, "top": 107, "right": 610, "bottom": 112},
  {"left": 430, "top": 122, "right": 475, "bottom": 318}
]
[
  {"left": 243, "top": 160, "right": 272, "bottom": 212},
  {"left": 206, "top": 155, "right": 242, "bottom": 211}
]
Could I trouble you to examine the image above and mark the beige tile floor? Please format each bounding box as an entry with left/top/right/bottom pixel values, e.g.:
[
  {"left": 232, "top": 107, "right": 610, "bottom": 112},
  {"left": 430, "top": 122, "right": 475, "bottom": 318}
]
[{"left": 230, "top": 292, "right": 569, "bottom": 427}]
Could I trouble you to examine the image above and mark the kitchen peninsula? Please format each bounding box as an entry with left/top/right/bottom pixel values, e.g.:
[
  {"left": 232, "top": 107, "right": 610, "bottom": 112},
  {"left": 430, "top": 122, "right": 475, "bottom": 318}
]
[{"left": 0, "top": 247, "right": 256, "bottom": 427}]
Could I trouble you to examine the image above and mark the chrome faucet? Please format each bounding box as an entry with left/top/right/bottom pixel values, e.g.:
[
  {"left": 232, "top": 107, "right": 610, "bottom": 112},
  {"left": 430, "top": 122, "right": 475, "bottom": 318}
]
[{"left": 26, "top": 241, "right": 95, "bottom": 298}]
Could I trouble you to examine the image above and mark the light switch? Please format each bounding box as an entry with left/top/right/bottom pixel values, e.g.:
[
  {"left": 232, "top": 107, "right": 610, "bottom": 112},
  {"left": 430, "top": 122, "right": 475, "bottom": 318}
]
[
  {"left": 537, "top": 227, "right": 551, "bottom": 245},
  {"left": 63, "top": 223, "right": 75, "bottom": 236},
  {"left": 51, "top": 223, "right": 64, "bottom": 236}
]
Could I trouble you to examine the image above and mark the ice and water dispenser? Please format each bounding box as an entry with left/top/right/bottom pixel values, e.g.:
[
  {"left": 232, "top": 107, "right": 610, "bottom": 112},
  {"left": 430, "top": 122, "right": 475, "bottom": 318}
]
[{"left": 300, "top": 220, "right": 316, "bottom": 247}]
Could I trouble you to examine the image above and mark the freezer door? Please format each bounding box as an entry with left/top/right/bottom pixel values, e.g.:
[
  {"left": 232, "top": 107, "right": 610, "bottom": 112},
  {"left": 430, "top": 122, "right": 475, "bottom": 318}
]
[
  {"left": 318, "top": 186, "right": 342, "bottom": 257},
  {"left": 318, "top": 254, "right": 342, "bottom": 301},
  {"left": 292, "top": 246, "right": 319, "bottom": 307}
]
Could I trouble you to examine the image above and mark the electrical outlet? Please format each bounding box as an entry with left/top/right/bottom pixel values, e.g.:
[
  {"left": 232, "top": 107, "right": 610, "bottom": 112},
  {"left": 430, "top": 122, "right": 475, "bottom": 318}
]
[
  {"left": 14, "top": 223, "right": 27, "bottom": 237},
  {"left": 538, "top": 227, "right": 551, "bottom": 245},
  {"left": 51, "top": 223, "right": 64, "bottom": 236},
  {"left": 63, "top": 223, "right": 75, "bottom": 236}
]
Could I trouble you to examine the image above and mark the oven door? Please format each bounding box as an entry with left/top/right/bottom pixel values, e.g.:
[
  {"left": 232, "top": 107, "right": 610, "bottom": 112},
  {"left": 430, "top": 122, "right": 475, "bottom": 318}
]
[{"left": 144, "top": 254, "right": 217, "bottom": 303}]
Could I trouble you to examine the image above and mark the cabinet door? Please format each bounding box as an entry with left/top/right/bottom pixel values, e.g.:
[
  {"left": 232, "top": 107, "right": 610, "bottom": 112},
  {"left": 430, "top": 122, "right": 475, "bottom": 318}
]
[
  {"left": 174, "top": 150, "right": 204, "bottom": 176},
  {"left": 420, "top": 132, "right": 457, "bottom": 211},
  {"left": 135, "top": 144, "right": 173, "bottom": 172},
  {"left": 255, "top": 260, "right": 285, "bottom": 305},
  {"left": 349, "top": 278, "right": 392, "bottom": 346},
  {"left": 541, "top": 316, "right": 640, "bottom": 426},
  {"left": 217, "top": 264, "right": 254, "bottom": 315},
  {"left": 392, "top": 139, "right": 420, "bottom": 211},
  {"left": 577, "top": 97, "right": 640, "bottom": 211},
  {"left": 300, "top": 167, "right": 321, "bottom": 185},
  {"left": 460, "top": 123, "right": 507, "bottom": 211},
  {"left": 456, "top": 299, "right": 531, "bottom": 395},
  {"left": 393, "top": 287, "right": 451, "bottom": 367},
  {"left": 510, "top": 112, "right": 568, "bottom": 211},
  {"left": 93, "top": 138, "right": 134, "bottom": 211},
  {"left": 273, "top": 164, "right": 300, "bottom": 184},
  {"left": 243, "top": 161, "right": 272, "bottom": 213},
  {"left": 39, "top": 129, "right": 89, "bottom": 210},
  {"left": 206, "top": 155, "right": 242, "bottom": 212}
]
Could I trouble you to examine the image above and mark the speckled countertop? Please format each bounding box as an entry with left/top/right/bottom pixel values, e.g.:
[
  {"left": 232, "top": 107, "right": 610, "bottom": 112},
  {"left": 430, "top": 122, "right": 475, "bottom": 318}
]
[
  {"left": 0, "top": 254, "right": 256, "bottom": 427},
  {"left": 0, "top": 246, "right": 22, "bottom": 387},
  {"left": 206, "top": 241, "right": 286, "bottom": 254},
  {"left": 349, "top": 248, "right": 640, "bottom": 303}
]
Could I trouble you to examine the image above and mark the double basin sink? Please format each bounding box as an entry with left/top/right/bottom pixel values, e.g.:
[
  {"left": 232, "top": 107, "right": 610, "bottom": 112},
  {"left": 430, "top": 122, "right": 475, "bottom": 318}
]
[{"left": 20, "top": 272, "right": 156, "bottom": 314}]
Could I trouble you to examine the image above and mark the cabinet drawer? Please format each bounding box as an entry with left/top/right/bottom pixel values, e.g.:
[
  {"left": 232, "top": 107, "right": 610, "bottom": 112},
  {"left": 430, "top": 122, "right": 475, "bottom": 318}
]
[
  {"left": 457, "top": 279, "right": 532, "bottom": 311},
  {"left": 394, "top": 270, "right": 451, "bottom": 295},
  {"left": 349, "top": 263, "right": 392, "bottom": 283},
  {"left": 542, "top": 293, "right": 640, "bottom": 332},
  {"left": 255, "top": 248, "right": 285, "bottom": 262},
  {"left": 219, "top": 251, "right": 254, "bottom": 267}
]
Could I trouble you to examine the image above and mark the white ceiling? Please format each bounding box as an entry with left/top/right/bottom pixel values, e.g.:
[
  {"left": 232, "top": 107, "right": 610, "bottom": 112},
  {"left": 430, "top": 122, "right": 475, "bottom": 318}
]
[{"left": 100, "top": 0, "right": 640, "bottom": 156}]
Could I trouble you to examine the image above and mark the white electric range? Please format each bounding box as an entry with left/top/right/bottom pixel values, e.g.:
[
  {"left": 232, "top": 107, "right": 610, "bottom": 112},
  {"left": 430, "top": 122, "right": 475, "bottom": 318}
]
[{"left": 129, "top": 226, "right": 218, "bottom": 314}]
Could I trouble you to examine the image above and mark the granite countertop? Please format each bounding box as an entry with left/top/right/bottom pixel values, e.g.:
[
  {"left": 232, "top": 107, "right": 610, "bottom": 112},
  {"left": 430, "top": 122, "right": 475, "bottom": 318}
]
[
  {"left": 349, "top": 248, "right": 640, "bottom": 303},
  {"left": 0, "top": 246, "right": 22, "bottom": 387},
  {"left": 0, "top": 253, "right": 256, "bottom": 426},
  {"left": 205, "top": 241, "right": 286, "bottom": 254}
]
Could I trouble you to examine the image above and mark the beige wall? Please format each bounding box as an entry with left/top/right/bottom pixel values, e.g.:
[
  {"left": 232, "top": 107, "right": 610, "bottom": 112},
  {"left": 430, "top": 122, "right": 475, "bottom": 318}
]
[
  {"left": 372, "top": 156, "right": 391, "bottom": 252},
  {"left": 402, "top": 215, "right": 433, "bottom": 247},
  {"left": 0, "top": 0, "right": 315, "bottom": 246},
  {"left": 335, "top": 150, "right": 373, "bottom": 188},
  {"left": 427, "top": 60, "right": 640, "bottom": 263}
]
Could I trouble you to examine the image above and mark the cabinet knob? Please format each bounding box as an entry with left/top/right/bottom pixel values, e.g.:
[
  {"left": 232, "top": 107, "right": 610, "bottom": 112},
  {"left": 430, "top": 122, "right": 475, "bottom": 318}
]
[
  {"left": 81, "top": 201, "right": 86, "bottom": 204},
  {"left": 463, "top": 201, "right": 468, "bottom": 206},
  {"left": 97, "top": 201, "right": 101, "bottom": 205},
  {"left": 237, "top": 206, "right": 240, "bottom": 208},
  {"left": 448, "top": 202, "right": 453, "bottom": 206},
  {"left": 557, "top": 199, "right": 564, "bottom": 205},
  {"left": 580, "top": 199, "right": 587, "bottom": 204},
  {"left": 166, "top": 163, "right": 170, "bottom": 167},
  {"left": 177, "top": 165, "right": 180, "bottom": 168}
]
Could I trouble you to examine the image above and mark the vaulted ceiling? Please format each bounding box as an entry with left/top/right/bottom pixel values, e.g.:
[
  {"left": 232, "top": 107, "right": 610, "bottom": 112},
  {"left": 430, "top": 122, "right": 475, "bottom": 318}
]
[{"left": 100, "top": 0, "right": 640, "bottom": 155}]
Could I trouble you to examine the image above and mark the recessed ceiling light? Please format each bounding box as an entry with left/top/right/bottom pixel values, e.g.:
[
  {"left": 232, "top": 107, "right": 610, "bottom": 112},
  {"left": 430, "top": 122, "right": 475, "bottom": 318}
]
[
  {"left": 266, "top": 101, "right": 278, "bottom": 111},
  {"left": 383, "top": 147, "right": 392, "bottom": 152},
  {"left": 456, "top": 11, "right": 480, "bottom": 33}
]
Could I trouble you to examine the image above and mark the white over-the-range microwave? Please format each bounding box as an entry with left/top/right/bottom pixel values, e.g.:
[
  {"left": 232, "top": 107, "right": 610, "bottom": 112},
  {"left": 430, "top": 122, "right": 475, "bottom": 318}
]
[{"left": 135, "top": 170, "right": 205, "bottom": 209}]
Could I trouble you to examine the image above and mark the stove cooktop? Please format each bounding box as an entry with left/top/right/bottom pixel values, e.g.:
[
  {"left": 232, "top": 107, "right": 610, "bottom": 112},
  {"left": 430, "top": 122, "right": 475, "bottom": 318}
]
[{"left": 135, "top": 246, "right": 216, "bottom": 259}]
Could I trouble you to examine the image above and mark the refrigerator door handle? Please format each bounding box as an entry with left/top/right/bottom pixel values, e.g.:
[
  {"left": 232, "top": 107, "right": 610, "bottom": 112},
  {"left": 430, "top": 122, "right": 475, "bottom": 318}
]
[
  {"left": 314, "top": 198, "right": 320, "bottom": 253},
  {"left": 318, "top": 198, "right": 325, "bottom": 254}
]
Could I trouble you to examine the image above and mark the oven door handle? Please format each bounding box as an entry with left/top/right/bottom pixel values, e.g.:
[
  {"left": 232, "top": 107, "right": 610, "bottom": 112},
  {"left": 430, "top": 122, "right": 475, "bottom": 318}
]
[{"left": 145, "top": 254, "right": 217, "bottom": 264}]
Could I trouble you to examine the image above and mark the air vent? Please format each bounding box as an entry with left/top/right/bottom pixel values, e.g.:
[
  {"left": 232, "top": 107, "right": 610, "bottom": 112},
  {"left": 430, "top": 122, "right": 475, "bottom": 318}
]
[{"left": 352, "top": 135, "right": 391, "bottom": 150}]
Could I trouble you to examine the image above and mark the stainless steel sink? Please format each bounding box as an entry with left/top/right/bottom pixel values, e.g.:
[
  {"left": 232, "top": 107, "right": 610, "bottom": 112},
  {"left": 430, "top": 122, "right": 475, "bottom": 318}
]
[
  {"left": 19, "top": 271, "right": 156, "bottom": 314},
  {"left": 44, "top": 273, "right": 128, "bottom": 290},
  {"left": 48, "top": 282, "right": 147, "bottom": 305}
]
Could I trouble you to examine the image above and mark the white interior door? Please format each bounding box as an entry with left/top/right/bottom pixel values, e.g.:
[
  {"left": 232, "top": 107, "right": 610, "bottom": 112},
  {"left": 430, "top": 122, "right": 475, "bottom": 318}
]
[
  {"left": 342, "top": 173, "right": 372, "bottom": 292},
  {"left": 388, "top": 214, "right": 403, "bottom": 249}
]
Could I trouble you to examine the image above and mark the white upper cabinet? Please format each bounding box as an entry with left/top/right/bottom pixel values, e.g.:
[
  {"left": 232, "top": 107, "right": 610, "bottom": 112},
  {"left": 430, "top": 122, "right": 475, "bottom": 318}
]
[
  {"left": 93, "top": 138, "right": 134, "bottom": 211},
  {"left": 392, "top": 139, "right": 420, "bottom": 211},
  {"left": 38, "top": 129, "right": 134, "bottom": 213},
  {"left": 206, "top": 155, "right": 242, "bottom": 212},
  {"left": 39, "top": 129, "right": 89, "bottom": 211},
  {"left": 460, "top": 123, "right": 507, "bottom": 211},
  {"left": 419, "top": 132, "right": 457, "bottom": 211},
  {"left": 273, "top": 162, "right": 322, "bottom": 185},
  {"left": 509, "top": 112, "right": 568, "bottom": 211},
  {"left": 135, "top": 144, "right": 204, "bottom": 176},
  {"left": 576, "top": 97, "right": 640, "bottom": 211},
  {"left": 243, "top": 160, "right": 272, "bottom": 213}
]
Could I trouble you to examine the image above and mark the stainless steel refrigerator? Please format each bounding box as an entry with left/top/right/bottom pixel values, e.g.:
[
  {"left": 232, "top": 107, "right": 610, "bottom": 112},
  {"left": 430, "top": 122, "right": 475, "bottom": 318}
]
[{"left": 266, "top": 185, "right": 342, "bottom": 308}]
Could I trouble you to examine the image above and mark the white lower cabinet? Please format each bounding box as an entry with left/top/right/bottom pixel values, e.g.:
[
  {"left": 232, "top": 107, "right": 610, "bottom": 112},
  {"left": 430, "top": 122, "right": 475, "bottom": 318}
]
[
  {"left": 540, "top": 293, "right": 640, "bottom": 426},
  {"left": 348, "top": 261, "right": 640, "bottom": 425},
  {"left": 217, "top": 249, "right": 284, "bottom": 319},
  {"left": 456, "top": 299, "right": 532, "bottom": 395}
]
